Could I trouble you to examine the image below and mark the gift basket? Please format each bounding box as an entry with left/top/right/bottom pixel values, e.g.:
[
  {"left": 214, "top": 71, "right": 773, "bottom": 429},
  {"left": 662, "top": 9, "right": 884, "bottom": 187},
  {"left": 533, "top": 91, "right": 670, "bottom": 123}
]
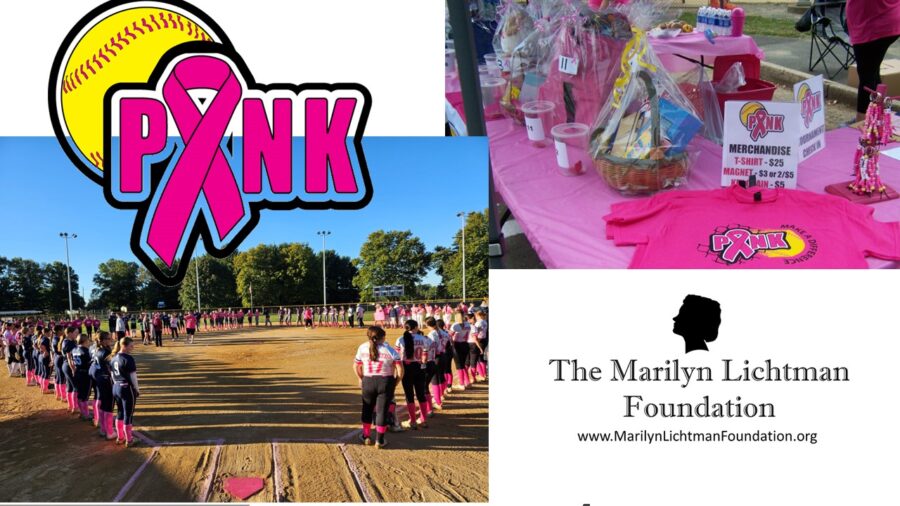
[
  {"left": 492, "top": 0, "right": 562, "bottom": 122},
  {"left": 589, "top": 1, "right": 703, "bottom": 195},
  {"left": 540, "top": 4, "right": 632, "bottom": 126}
]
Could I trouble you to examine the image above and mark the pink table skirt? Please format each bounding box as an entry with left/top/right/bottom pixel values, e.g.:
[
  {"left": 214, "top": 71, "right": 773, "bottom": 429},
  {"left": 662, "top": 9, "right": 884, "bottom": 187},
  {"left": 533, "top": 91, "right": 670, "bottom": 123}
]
[{"left": 488, "top": 118, "right": 900, "bottom": 269}]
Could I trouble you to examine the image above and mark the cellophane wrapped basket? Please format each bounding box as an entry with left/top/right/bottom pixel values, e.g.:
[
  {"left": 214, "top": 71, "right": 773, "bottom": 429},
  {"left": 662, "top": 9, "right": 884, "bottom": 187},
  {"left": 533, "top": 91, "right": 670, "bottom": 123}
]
[
  {"left": 540, "top": 4, "right": 632, "bottom": 126},
  {"left": 589, "top": 1, "right": 703, "bottom": 195}
]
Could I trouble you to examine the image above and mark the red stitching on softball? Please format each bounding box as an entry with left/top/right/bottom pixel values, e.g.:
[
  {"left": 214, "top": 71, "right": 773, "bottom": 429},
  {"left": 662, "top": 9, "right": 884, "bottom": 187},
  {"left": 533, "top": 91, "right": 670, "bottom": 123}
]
[{"left": 61, "top": 13, "right": 211, "bottom": 95}]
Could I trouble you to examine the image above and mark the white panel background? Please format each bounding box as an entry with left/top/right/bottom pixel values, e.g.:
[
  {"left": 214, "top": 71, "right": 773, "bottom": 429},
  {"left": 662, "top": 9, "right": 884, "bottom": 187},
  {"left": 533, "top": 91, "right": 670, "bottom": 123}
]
[
  {"left": 0, "top": 0, "right": 444, "bottom": 136},
  {"left": 491, "top": 270, "right": 900, "bottom": 506}
]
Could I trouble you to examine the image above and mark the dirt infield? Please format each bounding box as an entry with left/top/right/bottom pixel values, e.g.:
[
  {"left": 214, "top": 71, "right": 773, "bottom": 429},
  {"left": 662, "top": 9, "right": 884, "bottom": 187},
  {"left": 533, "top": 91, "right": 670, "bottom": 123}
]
[{"left": 0, "top": 325, "right": 488, "bottom": 502}]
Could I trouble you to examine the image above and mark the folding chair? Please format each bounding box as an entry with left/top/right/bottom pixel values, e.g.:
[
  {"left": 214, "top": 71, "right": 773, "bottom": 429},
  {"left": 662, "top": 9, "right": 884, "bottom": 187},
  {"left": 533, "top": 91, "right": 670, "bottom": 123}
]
[{"left": 808, "top": 0, "right": 855, "bottom": 80}]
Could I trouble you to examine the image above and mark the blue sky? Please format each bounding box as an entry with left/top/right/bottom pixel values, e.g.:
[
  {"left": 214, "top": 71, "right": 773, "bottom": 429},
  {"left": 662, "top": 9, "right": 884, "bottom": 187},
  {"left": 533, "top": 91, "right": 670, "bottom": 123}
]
[{"left": 0, "top": 136, "right": 487, "bottom": 299}]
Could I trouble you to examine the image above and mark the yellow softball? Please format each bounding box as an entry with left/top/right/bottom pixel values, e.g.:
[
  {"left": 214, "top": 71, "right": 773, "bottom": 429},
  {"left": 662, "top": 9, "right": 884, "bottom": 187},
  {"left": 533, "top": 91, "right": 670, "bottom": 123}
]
[{"left": 57, "top": 2, "right": 223, "bottom": 172}]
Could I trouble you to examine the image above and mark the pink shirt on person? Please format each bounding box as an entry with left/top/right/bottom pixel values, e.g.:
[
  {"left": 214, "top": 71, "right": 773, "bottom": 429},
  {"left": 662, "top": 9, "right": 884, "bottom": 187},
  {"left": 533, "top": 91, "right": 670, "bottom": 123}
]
[
  {"left": 846, "top": 0, "right": 900, "bottom": 45},
  {"left": 604, "top": 185, "right": 900, "bottom": 268}
]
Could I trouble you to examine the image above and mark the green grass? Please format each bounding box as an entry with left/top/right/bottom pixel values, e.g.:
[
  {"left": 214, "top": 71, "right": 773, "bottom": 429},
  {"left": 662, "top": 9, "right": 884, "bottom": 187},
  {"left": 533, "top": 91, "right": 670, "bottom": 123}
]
[{"left": 677, "top": 12, "right": 805, "bottom": 39}]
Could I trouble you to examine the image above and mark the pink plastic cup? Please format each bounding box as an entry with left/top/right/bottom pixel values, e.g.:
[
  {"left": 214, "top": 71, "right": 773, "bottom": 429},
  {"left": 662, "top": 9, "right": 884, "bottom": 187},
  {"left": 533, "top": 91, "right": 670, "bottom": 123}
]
[
  {"left": 481, "top": 77, "right": 506, "bottom": 120},
  {"left": 521, "top": 100, "right": 556, "bottom": 148},
  {"left": 551, "top": 123, "right": 591, "bottom": 176}
]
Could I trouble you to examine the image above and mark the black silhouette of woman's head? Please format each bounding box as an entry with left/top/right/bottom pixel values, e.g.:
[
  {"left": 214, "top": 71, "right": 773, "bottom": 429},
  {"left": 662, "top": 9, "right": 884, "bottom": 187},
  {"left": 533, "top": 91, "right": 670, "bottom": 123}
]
[{"left": 673, "top": 295, "right": 722, "bottom": 353}]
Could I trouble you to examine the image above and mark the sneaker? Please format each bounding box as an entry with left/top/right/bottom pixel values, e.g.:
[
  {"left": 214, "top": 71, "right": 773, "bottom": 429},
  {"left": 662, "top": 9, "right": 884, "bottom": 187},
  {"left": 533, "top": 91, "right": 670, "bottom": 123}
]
[
  {"left": 427, "top": 411, "right": 436, "bottom": 418},
  {"left": 106, "top": 434, "right": 117, "bottom": 441},
  {"left": 358, "top": 433, "right": 373, "bottom": 446},
  {"left": 401, "top": 420, "right": 418, "bottom": 430},
  {"left": 418, "top": 420, "right": 429, "bottom": 428},
  {"left": 115, "top": 439, "right": 124, "bottom": 445},
  {"left": 454, "top": 385, "right": 466, "bottom": 392},
  {"left": 125, "top": 439, "right": 140, "bottom": 448},
  {"left": 98, "top": 431, "right": 107, "bottom": 438},
  {"left": 389, "top": 424, "right": 405, "bottom": 433},
  {"left": 375, "top": 439, "right": 388, "bottom": 449}
]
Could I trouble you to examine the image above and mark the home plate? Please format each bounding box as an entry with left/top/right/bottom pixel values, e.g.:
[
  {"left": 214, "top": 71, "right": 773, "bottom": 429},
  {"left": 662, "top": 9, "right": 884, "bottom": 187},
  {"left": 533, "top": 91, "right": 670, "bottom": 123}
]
[{"left": 224, "top": 477, "right": 265, "bottom": 500}]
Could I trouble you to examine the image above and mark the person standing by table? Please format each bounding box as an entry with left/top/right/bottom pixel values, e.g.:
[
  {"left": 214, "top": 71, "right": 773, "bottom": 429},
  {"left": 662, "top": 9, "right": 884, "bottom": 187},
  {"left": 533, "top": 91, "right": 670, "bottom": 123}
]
[{"left": 847, "top": 0, "right": 900, "bottom": 120}]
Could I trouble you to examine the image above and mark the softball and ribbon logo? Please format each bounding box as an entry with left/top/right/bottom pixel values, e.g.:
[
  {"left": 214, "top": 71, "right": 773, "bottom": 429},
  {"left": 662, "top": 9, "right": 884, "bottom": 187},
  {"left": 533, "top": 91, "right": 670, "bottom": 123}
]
[
  {"left": 797, "top": 83, "right": 822, "bottom": 128},
  {"left": 739, "top": 102, "right": 785, "bottom": 142},
  {"left": 49, "top": 0, "right": 372, "bottom": 284},
  {"left": 707, "top": 226, "right": 812, "bottom": 265}
]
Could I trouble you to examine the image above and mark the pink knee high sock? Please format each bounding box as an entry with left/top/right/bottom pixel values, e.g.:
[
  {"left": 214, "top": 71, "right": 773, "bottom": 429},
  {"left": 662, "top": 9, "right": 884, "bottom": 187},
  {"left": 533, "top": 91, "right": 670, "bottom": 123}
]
[
  {"left": 125, "top": 425, "right": 134, "bottom": 443},
  {"left": 116, "top": 419, "right": 125, "bottom": 440},
  {"left": 105, "top": 412, "right": 115, "bottom": 436},
  {"left": 67, "top": 391, "right": 75, "bottom": 411},
  {"left": 430, "top": 385, "right": 442, "bottom": 407},
  {"left": 456, "top": 370, "right": 466, "bottom": 387},
  {"left": 93, "top": 400, "right": 100, "bottom": 423},
  {"left": 477, "top": 362, "right": 487, "bottom": 378},
  {"left": 362, "top": 423, "right": 371, "bottom": 438},
  {"left": 407, "top": 403, "right": 417, "bottom": 423},
  {"left": 79, "top": 401, "right": 89, "bottom": 418}
]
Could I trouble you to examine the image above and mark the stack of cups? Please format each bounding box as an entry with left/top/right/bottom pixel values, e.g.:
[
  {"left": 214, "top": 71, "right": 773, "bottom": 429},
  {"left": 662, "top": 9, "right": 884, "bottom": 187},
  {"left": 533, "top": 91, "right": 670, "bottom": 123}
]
[
  {"left": 484, "top": 53, "right": 501, "bottom": 77},
  {"left": 551, "top": 123, "right": 591, "bottom": 176},
  {"left": 521, "top": 100, "right": 556, "bottom": 148},
  {"left": 481, "top": 77, "right": 507, "bottom": 119}
]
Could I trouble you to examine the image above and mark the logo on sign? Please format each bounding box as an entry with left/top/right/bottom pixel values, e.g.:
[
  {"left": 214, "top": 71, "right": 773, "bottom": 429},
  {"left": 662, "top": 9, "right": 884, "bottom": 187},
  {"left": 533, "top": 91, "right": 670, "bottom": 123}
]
[
  {"left": 48, "top": 1, "right": 372, "bottom": 284},
  {"left": 739, "top": 102, "right": 785, "bottom": 142},
  {"left": 797, "top": 83, "right": 822, "bottom": 128}
]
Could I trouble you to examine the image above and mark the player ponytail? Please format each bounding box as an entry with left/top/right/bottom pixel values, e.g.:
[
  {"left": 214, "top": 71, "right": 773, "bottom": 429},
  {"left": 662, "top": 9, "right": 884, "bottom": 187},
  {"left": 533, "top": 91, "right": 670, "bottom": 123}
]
[
  {"left": 402, "top": 320, "right": 418, "bottom": 360},
  {"left": 367, "top": 326, "right": 386, "bottom": 361},
  {"left": 97, "top": 331, "right": 111, "bottom": 349},
  {"left": 425, "top": 317, "right": 437, "bottom": 329},
  {"left": 77, "top": 334, "right": 89, "bottom": 347},
  {"left": 109, "top": 337, "right": 134, "bottom": 361}
]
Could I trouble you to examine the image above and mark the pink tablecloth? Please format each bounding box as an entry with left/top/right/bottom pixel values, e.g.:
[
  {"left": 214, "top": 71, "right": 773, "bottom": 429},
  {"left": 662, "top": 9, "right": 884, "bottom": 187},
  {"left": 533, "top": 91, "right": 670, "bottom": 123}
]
[
  {"left": 649, "top": 33, "right": 764, "bottom": 60},
  {"left": 489, "top": 119, "right": 900, "bottom": 268}
]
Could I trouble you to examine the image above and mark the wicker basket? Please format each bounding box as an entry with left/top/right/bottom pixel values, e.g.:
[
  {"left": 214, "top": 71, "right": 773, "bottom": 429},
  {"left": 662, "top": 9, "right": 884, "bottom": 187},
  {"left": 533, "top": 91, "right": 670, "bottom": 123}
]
[{"left": 592, "top": 71, "right": 690, "bottom": 195}]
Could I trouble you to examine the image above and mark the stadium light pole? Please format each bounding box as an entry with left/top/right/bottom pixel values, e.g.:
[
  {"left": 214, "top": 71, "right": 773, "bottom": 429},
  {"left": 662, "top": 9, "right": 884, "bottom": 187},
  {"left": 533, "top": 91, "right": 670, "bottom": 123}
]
[
  {"left": 456, "top": 212, "right": 467, "bottom": 303},
  {"left": 59, "top": 232, "right": 76, "bottom": 313},
  {"left": 317, "top": 231, "right": 331, "bottom": 306}
]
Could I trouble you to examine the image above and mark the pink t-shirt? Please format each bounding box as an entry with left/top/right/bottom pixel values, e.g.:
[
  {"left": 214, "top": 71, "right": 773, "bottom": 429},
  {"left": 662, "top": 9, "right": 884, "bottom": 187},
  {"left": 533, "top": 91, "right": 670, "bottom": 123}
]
[
  {"left": 847, "top": 0, "right": 900, "bottom": 45},
  {"left": 604, "top": 185, "right": 900, "bottom": 268}
]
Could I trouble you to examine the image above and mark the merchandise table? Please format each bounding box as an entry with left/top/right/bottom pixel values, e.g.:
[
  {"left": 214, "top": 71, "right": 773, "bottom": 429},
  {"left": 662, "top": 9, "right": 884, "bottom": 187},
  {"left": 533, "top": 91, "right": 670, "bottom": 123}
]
[{"left": 486, "top": 118, "right": 900, "bottom": 268}]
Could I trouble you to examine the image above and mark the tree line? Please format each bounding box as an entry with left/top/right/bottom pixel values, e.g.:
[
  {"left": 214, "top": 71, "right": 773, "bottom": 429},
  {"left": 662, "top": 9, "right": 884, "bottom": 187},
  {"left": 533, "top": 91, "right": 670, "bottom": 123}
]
[{"left": 1, "top": 210, "right": 488, "bottom": 312}]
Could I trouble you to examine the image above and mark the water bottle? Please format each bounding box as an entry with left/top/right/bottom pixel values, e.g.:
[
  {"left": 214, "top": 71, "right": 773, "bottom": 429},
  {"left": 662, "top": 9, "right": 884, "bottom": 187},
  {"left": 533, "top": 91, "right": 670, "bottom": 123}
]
[
  {"left": 698, "top": 7, "right": 706, "bottom": 32},
  {"left": 723, "top": 9, "right": 732, "bottom": 36}
]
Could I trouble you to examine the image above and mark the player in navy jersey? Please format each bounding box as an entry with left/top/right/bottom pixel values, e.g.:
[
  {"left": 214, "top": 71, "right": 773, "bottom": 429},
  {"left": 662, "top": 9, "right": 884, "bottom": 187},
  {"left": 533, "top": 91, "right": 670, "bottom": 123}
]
[
  {"left": 39, "top": 335, "right": 52, "bottom": 395},
  {"left": 21, "top": 326, "right": 36, "bottom": 386},
  {"left": 354, "top": 326, "right": 403, "bottom": 448},
  {"left": 51, "top": 325, "right": 65, "bottom": 401},
  {"left": 90, "top": 332, "right": 115, "bottom": 439},
  {"left": 59, "top": 327, "right": 79, "bottom": 414},
  {"left": 109, "top": 337, "right": 141, "bottom": 447},
  {"left": 395, "top": 320, "right": 431, "bottom": 430},
  {"left": 71, "top": 334, "right": 93, "bottom": 420}
]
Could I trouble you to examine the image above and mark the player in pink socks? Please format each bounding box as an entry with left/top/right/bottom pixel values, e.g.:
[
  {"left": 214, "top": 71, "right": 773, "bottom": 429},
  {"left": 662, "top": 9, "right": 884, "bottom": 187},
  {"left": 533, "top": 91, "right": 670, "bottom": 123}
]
[
  {"left": 110, "top": 337, "right": 141, "bottom": 447},
  {"left": 354, "top": 326, "right": 402, "bottom": 449},
  {"left": 424, "top": 317, "right": 446, "bottom": 411},
  {"left": 395, "top": 320, "right": 431, "bottom": 429},
  {"left": 90, "top": 332, "right": 116, "bottom": 440},
  {"left": 449, "top": 311, "right": 471, "bottom": 391}
]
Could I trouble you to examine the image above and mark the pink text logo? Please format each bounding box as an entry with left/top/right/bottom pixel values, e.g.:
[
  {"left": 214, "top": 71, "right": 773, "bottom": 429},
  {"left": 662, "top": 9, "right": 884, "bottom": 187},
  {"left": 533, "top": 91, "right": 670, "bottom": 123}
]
[{"left": 709, "top": 228, "right": 790, "bottom": 264}]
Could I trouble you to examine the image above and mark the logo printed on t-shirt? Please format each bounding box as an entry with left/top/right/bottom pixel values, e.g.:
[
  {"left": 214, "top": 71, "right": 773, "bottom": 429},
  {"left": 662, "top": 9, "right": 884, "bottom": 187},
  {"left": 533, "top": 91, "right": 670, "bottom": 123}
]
[{"left": 704, "top": 224, "right": 817, "bottom": 265}]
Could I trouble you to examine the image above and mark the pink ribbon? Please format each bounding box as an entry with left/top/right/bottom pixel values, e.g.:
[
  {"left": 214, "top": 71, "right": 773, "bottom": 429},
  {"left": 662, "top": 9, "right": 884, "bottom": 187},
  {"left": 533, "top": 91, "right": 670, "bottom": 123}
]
[
  {"left": 719, "top": 229, "right": 754, "bottom": 263},
  {"left": 146, "top": 56, "right": 246, "bottom": 267}
]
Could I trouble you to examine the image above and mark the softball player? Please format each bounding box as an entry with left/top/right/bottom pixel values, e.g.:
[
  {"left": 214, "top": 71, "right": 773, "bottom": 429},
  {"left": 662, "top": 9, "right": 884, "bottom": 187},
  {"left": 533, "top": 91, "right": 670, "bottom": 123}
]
[
  {"left": 395, "top": 320, "right": 430, "bottom": 429},
  {"left": 22, "top": 326, "right": 36, "bottom": 386},
  {"left": 435, "top": 319, "right": 453, "bottom": 402},
  {"left": 185, "top": 312, "right": 197, "bottom": 344},
  {"left": 449, "top": 311, "right": 471, "bottom": 391},
  {"left": 39, "top": 335, "right": 52, "bottom": 395},
  {"left": 474, "top": 310, "right": 488, "bottom": 381},
  {"left": 52, "top": 325, "right": 65, "bottom": 401},
  {"left": 60, "top": 327, "right": 79, "bottom": 413},
  {"left": 71, "top": 334, "right": 93, "bottom": 420},
  {"left": 465, "top": 313, "right": 484, "bottom": 385},
  {"left": 110, "top": 337, "right": 141, "bottom": 447},
  {"left": 90, "top": 332, "right": 115, "bottom": 439},
  {"left": 425, "top": 318, "right": 448, "bottom": 410},
  {"left": 354, "top": 326, "right": 403, "bottom": 448}
]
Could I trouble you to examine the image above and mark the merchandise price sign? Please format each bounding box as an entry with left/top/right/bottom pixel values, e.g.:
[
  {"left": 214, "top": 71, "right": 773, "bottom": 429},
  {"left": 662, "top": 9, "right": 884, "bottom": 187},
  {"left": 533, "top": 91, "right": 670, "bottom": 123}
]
[{"left": 721, "top": 100, "right": 800, "bottom": 189}]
